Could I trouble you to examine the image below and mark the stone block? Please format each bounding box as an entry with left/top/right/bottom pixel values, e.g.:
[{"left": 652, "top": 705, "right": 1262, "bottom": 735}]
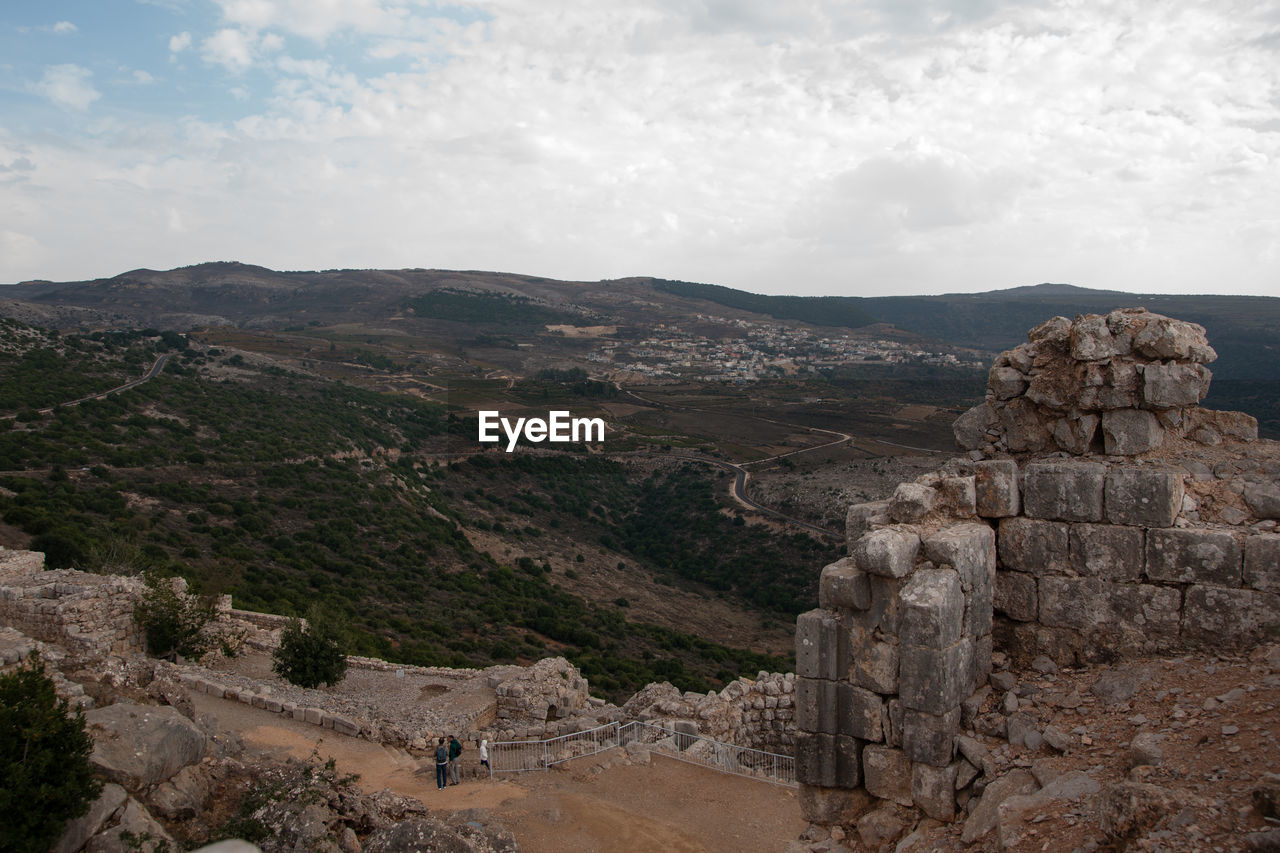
[
  {"left": 972, "top": 633, "right": 993, "bottom": 692},
  {"left": 847, "top": 629, "right": 899, "bottom": 694},
  {"left": 1102, "top": 409, "right": 1163, "bottom": 455},
  {"left": 902, "top": 707, "right": 960, "bottom": 767},
  {"left": 1108, "top": 584, "right": 1182, "bottom": 648},
  {"left": 972, "top": 459, "right": 1020, "bottom": 518},
  {"left": 1182, "top": 585, "right": 1255, "bottom": 647},
  {"left": 796, "top": 609, "right": 848, "bottom": 681},
  {"left": 1022, "top": 461, "right": 1105, "bottom": 522},
  {"left": 836, "top": 735, "right": 863, "bottom": 788},
  {"left": 1245, "top": 534, "right": 1280, "bottom": 593},
  {"left": 1069, "top": 523, "right": 1144, "bottom": 581},
  {"left": 889, "top": 483, "right": 937, "bottom": 523},
  {"left": 1105, "top": 467, "right": 1184, "bottom": 528},
  {"left": 1039, "top": 577, "right": 1108, "bottom": 630},
  {"left": 305, "top": 707, "right": 323, "bottom": 725},
  {"left": 988, "top": 366, "right": 1028, "bottom": 400},
  {"left": 883, "top": 699, "right": 904, "bottom": 748},
  {"left": 1245, "top": 483, "right": 1280, "bottom": 519},
  {"left": 1071, "top": 313, "right": 1126, "bottom": 361},
  {"left": 899, "top": 569, "right": 964, "bottom": 649},
  {"left": 847, "top": 501, "right": 889, "bottom": 546},
  {"left": 795, "top": 677, "right": 821, "bottom": 733},
  {"left": 796, "top": 731, "right": 837, "bottom": 787},
  {"left": 798, "top": 785, "right": 874, "bottom": 825},
  {"left": 1051, "top": 413, "right": 1101, "bottom": 455},
  {"left": 1142, "top": 363, "right": 1211, "bottom": 408},
  {"left": 899, "top": 639, "right": 973, "bottom": 715},
  {"left": 1253, "top": 592, "right": 1280, "bottom": 639},
  {"left": 853, "top": 526, "right": 921, "bottom": 578},
  {"left": 998, "top": 517, "right": 1069, "bottom": 576},
  {"left": 819, "top": 558, "right": 871, "bottom": 611},
  {"left": 924, "top": 523, "right": 996, "bottom": 636},
  {"left": 838, "top": 683, "right": 884, "bottom": 742},
  {"left": 938, "top": 476, "right": 977, "bottom": 516},
  {"left": 912, "top": 761, "right": 959, "bottom": 821},
  {"left": 1146, "top": 528, "right": 1242, "bottom": 586},
  {"left": 863, "top": 745, "right": 913, "bottom": 806}
]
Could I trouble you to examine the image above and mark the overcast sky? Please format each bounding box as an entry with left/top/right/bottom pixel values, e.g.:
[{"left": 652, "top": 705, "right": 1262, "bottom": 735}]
[{"left": 1, "top": 1, "right": 1277, "bottom": 297}]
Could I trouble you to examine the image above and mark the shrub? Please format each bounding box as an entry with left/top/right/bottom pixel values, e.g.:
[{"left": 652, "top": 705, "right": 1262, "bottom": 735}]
[
  {"left": 0, "top": 654, "right": 102, "bottom": 853},
  {"left": 132, "top": 572, "right": 218, "bottom": 661},
  {"left": 272, "top": 609, "right": 348, "bottom": 688}
]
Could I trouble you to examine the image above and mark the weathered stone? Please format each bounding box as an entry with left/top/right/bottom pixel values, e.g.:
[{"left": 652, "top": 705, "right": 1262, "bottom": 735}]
[
  {"left": 998, "top": 397, "right": 1053, "bottom": 453},
  {"left": 1108, "top": 584, "right": 1182, "bottom": 649},
  {"left": 857, "top": 807, "right": 909, "bottom": 851},
  {"left": 795, "top": 731, "right": 837, "bottom": 787},
  {"left": 86, "top": 703, "right": 207, "bottom": 790},
  {"left": 1183, "top": 585, "right": 1255, "bottom": 646},
  {"left": 54, "top": 783, "right": 128, "bottom": 853},
  {"left": 899, "top": 639, "right": 973, "bottom": 715},
  {"left": 1028, "top": 316, "right": 1071, "bottom": 348},
  {"left": 1097, "top": 781, "right": 1193, "bottom": 841},
  {"left": 888, "top": 483, "right": 937, "bottom": 523},
  {"left": 996, "top": 771, "right": 1101, "bottom": 849},
  {"left": 1022, "top": 461, "right": 1106, "bottom": 522},
  {"left": 86, "top": 798, "right": 174, "bottom": 853},
  {"left": 847, "top": 629, "right": 899, "bottom": 694},
  {"left": 796, "top": 677, "right": 835, "bottom": 734},
  {"left": 846, "top": 501, "right": 890, "bottom": 546},
  {"left": 836, "top": 734, "right": 863, "bottom": 788},
  {"left": 901, "top": 707, "right": 960, "bottom": 767},
  {"left": 819, "top": 558, "right": 871, "bottom": 611},
  {"left": 961, "top": 768, "right": 1038, "bottom": 843},
  {"left": 796, "top": 609, "right": 848, "bottom": 681},
  {"left": 1246, "top": 534, "right": 1280, "bottom": 593},
  {"left": 838, "top": 683, "right": 884, "bottom": 742},
  {"left": 924, "top": 523, "right": 996, "bottom": 636},
  {"left": 998, "top": 517, "right": 1069, "bottom": 575},
  {"left": 853, "top": 526, "right": 920, "bottom": 579},
  {"left": 1102, "top": 409, "right": 1163, "bottom": 455},
  {"left": 1051, "top": 413, "right": 1100, "bottom": 455},
  {"left": 1069, "top": 523, "right": 1144, "bottom": 581},
  {"left": 938, "top": 476, "right": 977, "bottom": 516},
  {"left": 1245, "top": 482, "right": 1280, "bottom": 519},
  {"left": 1071, "top": 313, "right": 1126, "bottom": 361},
  {"left": 953, "top": 404, "right": 992, "bottom": 451},
  {"left": 899, "top": 569, "right": 964, "bottom": 649},
  {"left": 1039, "top": 577, "right": 1107, "bottom": 631},
  {"left": 1142, "top": 362, "right": 1211, "bottom": 408},
  {"left": 1105, "top": 467, "right": 1184, "bottom": 528},
  {"left": 797, "top": 784, "right": 874, "bottom": 825},
  {"left": 1090, "top": 665, "right": 1150, "bottom": 704},
  {"left": 148, "top": 764, "right": 209, "bottom": 820},
  {"left": 988, "top": 366, "right": 1029, "bottom": 400},
  {"left": 1130, "top": 732, "right": 1164, "bottom": 768},
  {"left": 1130, "top": 313, "right": 1216, "bottom": 362},
  {"left": 994, "top": 571, "right": 1037, "bottom": 622},
  {"left": 912, "top": 761, "right": 959, "bottom": 820},
  {"left": 1006, "top": 712, "right": 1043, "bottom": 750},
  {"left": 1146, "top": 528, "right": 1242, "bottom": 586},
  {"left": 972, "top": 459, "right": 1020, "bottom": 518},
  {"left": 863, "top": 745, "right": 913, "bottom": 807}
]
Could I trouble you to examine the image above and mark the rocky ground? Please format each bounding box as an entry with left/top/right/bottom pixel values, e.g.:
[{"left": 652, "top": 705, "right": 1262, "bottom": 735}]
[{"left": 750, "top": 455, "right": 947, "bottom": 531}]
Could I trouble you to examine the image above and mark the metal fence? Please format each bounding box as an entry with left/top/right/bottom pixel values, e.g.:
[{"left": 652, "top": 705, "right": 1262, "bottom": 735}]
[{"left": 489, "top": 720, "right": 795, "bottom": 788}]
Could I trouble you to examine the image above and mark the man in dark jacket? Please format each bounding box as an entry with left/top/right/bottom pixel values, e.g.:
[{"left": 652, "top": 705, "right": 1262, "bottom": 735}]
[
  {"left": 434, "top": 737, "right": 449, "bottom": 790},
  {"left": 448, "top": 734, "right": 463, "bottom": 785}
]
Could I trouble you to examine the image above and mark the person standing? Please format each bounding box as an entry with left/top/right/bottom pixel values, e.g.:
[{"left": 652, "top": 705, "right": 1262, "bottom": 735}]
[
  {"left": 434, "top": 737, "right": 449, "bottom": 790},
  {"left": 448, "top": 734, "right": 463, "bottom": 785},
  {"left": 479, "top": 738, "right": 489, "bottom": 776}
]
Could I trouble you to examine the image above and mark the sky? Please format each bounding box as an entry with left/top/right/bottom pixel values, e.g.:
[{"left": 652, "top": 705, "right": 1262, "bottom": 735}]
[{"left": 0, "top": 1, "right": 1277, "bottom": 298}]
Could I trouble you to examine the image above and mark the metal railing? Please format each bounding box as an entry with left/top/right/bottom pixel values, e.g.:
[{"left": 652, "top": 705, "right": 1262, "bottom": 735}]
[{"left": 489, "top": 720, "right": 795, "bottom": 787}]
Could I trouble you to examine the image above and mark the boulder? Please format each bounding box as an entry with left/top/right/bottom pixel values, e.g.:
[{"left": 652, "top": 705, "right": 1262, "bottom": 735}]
[{"left": 86, "top": 703, "right": 208, "bottom": 790}]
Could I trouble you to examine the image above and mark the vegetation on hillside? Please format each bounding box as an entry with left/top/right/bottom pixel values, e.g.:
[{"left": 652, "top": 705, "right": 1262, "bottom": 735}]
[{"left": 652, "top": 279, "right": 879, "bottom": 330}]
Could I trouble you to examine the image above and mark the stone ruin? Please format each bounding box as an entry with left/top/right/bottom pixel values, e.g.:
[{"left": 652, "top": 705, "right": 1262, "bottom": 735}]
[{"left": 794, "top": 308, "right": 1280, "bottom": 828}]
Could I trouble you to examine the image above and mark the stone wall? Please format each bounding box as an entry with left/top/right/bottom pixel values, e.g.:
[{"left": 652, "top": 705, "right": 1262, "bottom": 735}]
[
  {"left": 796, "top": 308, "right": 1280, "bottom": 826},
  {"left": 621, "top": 671, "right": 796, "bottom": 751}
]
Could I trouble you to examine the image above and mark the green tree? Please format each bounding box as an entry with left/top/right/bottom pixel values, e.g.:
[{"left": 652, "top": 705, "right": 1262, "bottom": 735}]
[
  {"left": 132, "top": 572, "right": 218, "bottom": 661},
  {"left": 272, "top": 608, "right": 349, "bottom": 688},
  {"left": 0, "top": 654, "right": 102, "bottom": 853}
]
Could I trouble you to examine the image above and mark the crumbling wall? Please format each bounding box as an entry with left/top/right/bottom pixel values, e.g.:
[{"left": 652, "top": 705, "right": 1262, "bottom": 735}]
[
  {"left": 621, "top": 671, "right": 796, "bottom": 751},
  {"left": 796, "top": 309, "right": 1280, "bottom": 826}
]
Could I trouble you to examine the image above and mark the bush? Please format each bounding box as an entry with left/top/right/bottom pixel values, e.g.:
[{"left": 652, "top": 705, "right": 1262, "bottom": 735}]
[
  {"left": 272, "top": 609, "right": 348, "bottom": 688},
  {"left": 0, "top": 654, "right": 102, "bottom": 853},
  {"left": 133, "top": 572, "right": 218, "bottom": 661}
]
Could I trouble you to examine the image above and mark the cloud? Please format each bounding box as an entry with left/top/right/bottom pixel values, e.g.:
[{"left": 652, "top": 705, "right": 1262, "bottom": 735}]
[
  {"left": 52, "top": 21, "right": 78, "bottom": 34},
  {"left": 132, "top": 70, "right": 157, "bottom": 84},
  {"left": 169, "top": 31, "right": 192, "bottom": 52},
  {"left": 30, "top": 64, "right": 101, "bottom": 110},
  {"left": 201, "top": 28, "right": 257, "bottom": 72}
]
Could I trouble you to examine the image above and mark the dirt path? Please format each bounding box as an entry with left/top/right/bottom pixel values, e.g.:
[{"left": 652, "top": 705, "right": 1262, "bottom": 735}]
[{"left": 190, "top": 691, "right": 804, "bottom": 853}]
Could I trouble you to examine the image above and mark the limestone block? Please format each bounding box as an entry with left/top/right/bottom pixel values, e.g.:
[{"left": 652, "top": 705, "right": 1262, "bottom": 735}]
[
  {"left": 795, "top": 677, "right": 821, "bottom": 733},
  {"left": 1071, "top": 314, "right": 1126, "bottom": 361},
  {"left": 938, "top": 476, "right": 977, "bottom": 516},
  {"left": 953, "top": 404, "right": 991, "bottom": 452},
  {"left": 819, "top": 558, "right": 871, "bottom": 611},
  {"left": 888, "top": 483, "right": 937, "bottom": 523},
  {"left": 1102, "top": 409, "right": 1163, "bottom": 456},
  {"left": 912, "top": 761, "right": 959, "bottom": 821},
  {"left": 998, "top": 517, "right": 1069, "bottom": 576},
  {"left": 1131, "top": 313, "right": 1216, "bottom": 362},
  {"left": 853, "top": 526, "right": 921, "bottom": 579},
  {"left": 899, "top": 638, "right": 973, "bottom": 716},
  {"left": 902, "top": 707, "right": 959, "bottom": 767},
  {"left": 1245, "top": 483, "right": 1280, "bottom": 519},
  {"left": 883, "top": 699, "right": 904, "bottom": 748},
  {"left": 836, "top": 734, "right": 863, "bottom": 788},
  {"left": 999, "top": 397, "right": 1053, "bottom": 453},
  {"left": 847, "top": 629, "right": 899, "bottom": 694},
  {"left": 796, "top": 609, "right": 848, "bottom": 681},
  {"left": 1051, "top": 413, "right": 1100, "bottom": 456},
  {"left": 847, "top": 575, "right": 908, "bottom": 637},
  {"left": 863, "top": 745, "right": 913, "bottom": 807},
  {"left": 797, "top": 785, "right": 874, "bottom": 826},
  {"left": 1105, "top": 467, "right": 1184, "bottom": 528},
  {"left": 846, "top": 501, "right": 890, "bottom": 547},
  {"left": 1142, "top": 363, "right": 1211, "bottom": 408},
  {"left": 988, "top": 366, "right": 1028, "bottom": 400},
  {"left": 1022, "top": 461, "right": 1106, "bottom": 522},
  {"left": 305, "top": 707, "right": 323, "bottom": 725},
  {"left": 85, "top": 704, "right": 207, "bottom": 790},
  {"left": 1253, "top": 592, "right": 1280, "bottom": 639},
  {"left": 838, "top": 683, "right": 884, "bottom": 742},
  {"left": 1182, "top": 585, "right": 1255, "bottom": 646},
  {"left": 973, "top": 633, "right": 994, "bottom": 693},
  {"left": 1146, "top": 528, "right": 1242, "bottom": 586},
  {"left": 1108, "top": 584, "right": 1182, "bottom": 648},
  {"left": 1029, "top": 315, "right": 1071, "bottom": 348},
  {"left": 972, "top": 459, "right": 1020, "bottom": 518},
  {"left": 54, "top": 783, "right": 128, "bottom": 853},
  {"left": 1039, "top": 577, "right": 1108, "bottom": 630},
  {"left": 899, "top": 569, "right": 964, "bottom": 649},
  {"left": 796, "top": 732, "right": 837, "bottom": 787},
  {"left": 1245, "top": 534, "right": 1280, "bottom": 593},
  {"left": 923, "top": 523, "right": 996, "bottom": 637},
  {"left": 1069, "top": 524, "right": 1144, "bottom": 581}
]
